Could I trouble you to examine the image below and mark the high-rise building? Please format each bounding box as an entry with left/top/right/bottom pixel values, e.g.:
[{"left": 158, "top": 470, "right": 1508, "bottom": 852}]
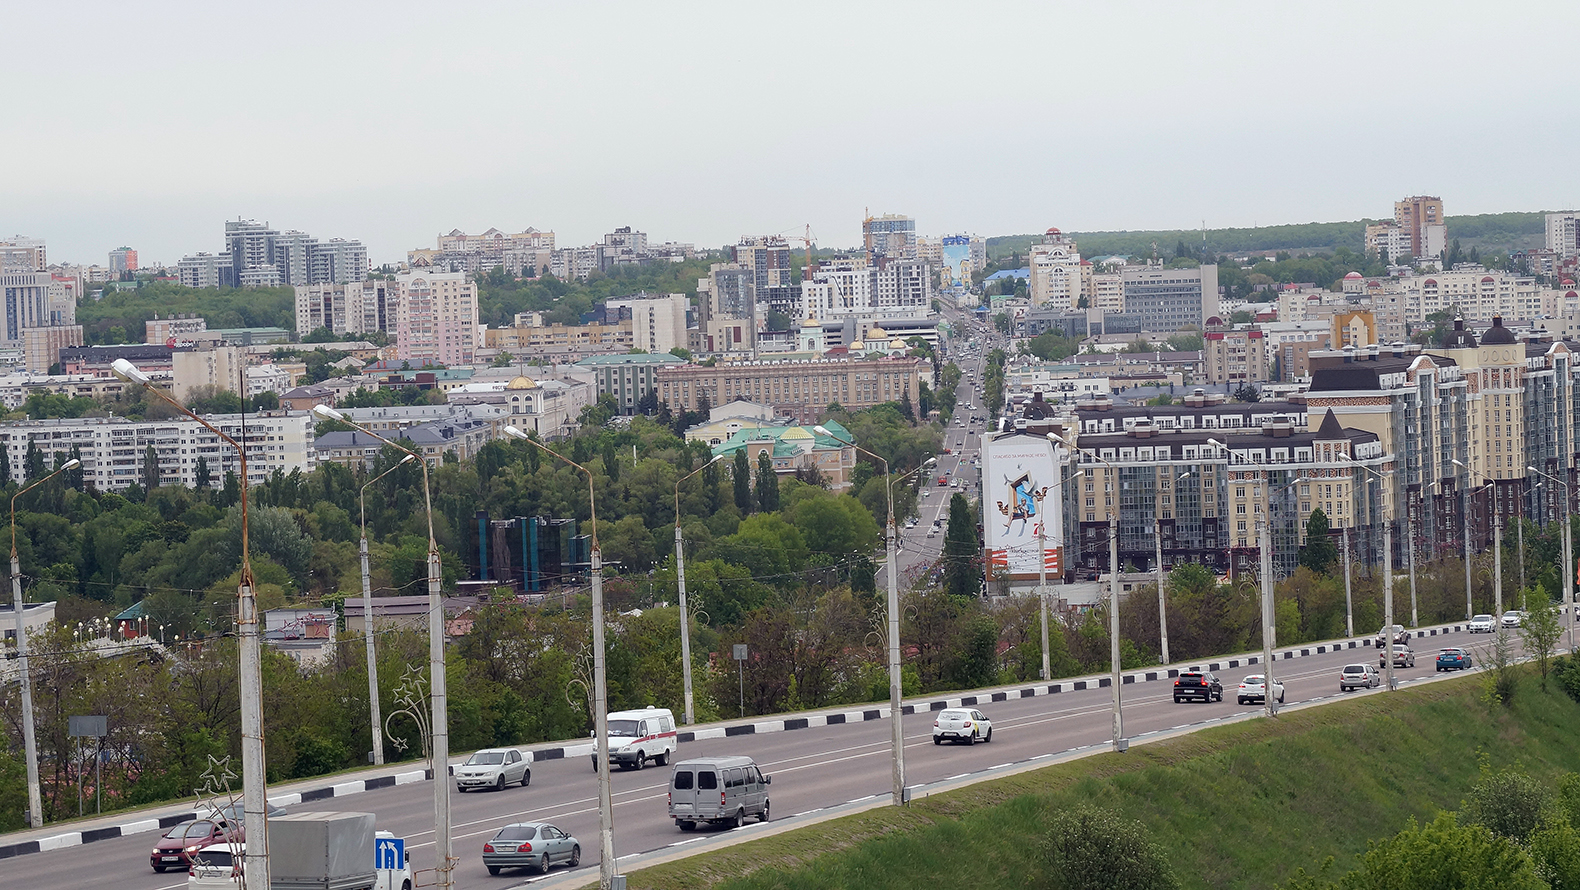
[
  {"left": 0, "top": 236, "right": 46, "bottom": 272},
  {"left": 108, "top": 247, "right": 139, "bottom": 275},
  {"left": 392, "top": 270, "right": 477, "bottom": 367},
  {"left": 696, "top": 264, "right": 757, "bottom": 355},
  {"left": 1547, "top": 212, "right": 1580, "bottom": 259},
  {"left": 1394, "top": 195, "right": 1446, "bottom": 259},
  {"left": 863, "top": 213, "right": 916, "bottom": 263},
  {"left": 2, "top": 273, "right": 52, "bottom": 341},
  {"left": 731, "top": 236, "right": 796, "bottom": 316},
  {"left": 411, "top": 228, "right": 555, "bottom": 275},
  {"left": 1118, "top": 264, "right": 1219, "bottom": 332},
  {"left": 308, "top": 238, "right": 368, "bottom": 285},
  {"left": 220, "top": 219, "right": 366, "bottom": 288},
  {"left": 1364, "top": 221, "right": 1412, "bottom": 262},
  {"left": 178, "top": 253, "right": 236, "bottom": 289},
  {"left": 294, "top": 279, "right": 397, "bottom": 337},
  {"left": 605, "top": 292, "right": 688, "bottom": 355},
  {"left": 1029, "top": 228, "right": 1082, "bottom": 309}
]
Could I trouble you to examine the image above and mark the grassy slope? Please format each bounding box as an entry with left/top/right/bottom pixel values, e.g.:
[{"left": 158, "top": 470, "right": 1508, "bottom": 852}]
[{"left": 628, "top": 671, "right": 1580, "bottom": 890}]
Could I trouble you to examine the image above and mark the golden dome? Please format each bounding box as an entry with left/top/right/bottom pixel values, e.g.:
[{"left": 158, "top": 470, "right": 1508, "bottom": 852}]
[{"left": 506, "top": 375, "right": 538, "bottom": 390}]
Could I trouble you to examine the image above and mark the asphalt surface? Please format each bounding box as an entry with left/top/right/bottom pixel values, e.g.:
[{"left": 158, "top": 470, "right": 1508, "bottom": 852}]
[{"left": 1, "top": 622, "right": 1516, "bottom": 890}]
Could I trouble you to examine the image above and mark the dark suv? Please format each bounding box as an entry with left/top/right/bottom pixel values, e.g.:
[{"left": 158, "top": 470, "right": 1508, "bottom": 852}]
[{"left": 1173, "top": 671, "right": 1223, "bottom": 703}]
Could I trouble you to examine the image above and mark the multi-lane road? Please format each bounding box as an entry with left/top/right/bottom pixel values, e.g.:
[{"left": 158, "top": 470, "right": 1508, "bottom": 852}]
[{"left": 2, "top": 622, "right": 1508, "bottom": 888}]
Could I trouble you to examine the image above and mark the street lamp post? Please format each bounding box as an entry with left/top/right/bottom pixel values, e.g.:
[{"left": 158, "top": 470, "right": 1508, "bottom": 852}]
[
  {"left": 1158, "top": 471, "right": 1192, "bottom": 665},
  {"left": 1033, "top": 468, "right": 1083, "bottom": 679},
  {"left": 1528, "top": 465, "right": 1574, "bottom": 649},
  {"left": 1453, "top": 460, "right": 1501, "bottom": 618},
  {"left": 673, "top": 453, "right": 726, "bottom": 726},
  {"left": 1342, "top": 528, "right": 1354, "bottom": 638},
  {"left": 316, "top": 404, "right": 451, "bottom": 890},
  {"left": 814, "top": 425, "right": 908, "bottom": 804},
  {"left": 505, "top": 426, "right": 617, "bottom": 887},
  {"left": 12, "top": 457, "right": 81, "bottom": 828},
  {"left": 1207, "top": 438, "right": 1287, "bottom": 718},
  {"left": 359, "top": 453, "right": 416, "bottom": 766},
  {"left": 112, "top": 358, "right": 269, "bottom": 888},
  {"left": 1346, "top": 457, "right": 1396, "bottom": 691},
  {"left": 1067, "top": 441, "right": 1127, "bottom": 750}
]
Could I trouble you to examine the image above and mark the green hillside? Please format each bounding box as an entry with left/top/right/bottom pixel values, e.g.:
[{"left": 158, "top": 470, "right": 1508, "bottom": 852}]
[{"left": 630, "top": 669, "right": 1580, "bottom": 890}]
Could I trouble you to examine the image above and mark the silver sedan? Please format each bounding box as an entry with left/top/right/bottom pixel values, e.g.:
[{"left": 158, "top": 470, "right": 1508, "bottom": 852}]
[{"left": 482, "top": 822, "right": 580, "bottom": 875}]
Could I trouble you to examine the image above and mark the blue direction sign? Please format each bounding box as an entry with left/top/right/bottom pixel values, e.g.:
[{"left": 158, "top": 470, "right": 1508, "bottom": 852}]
[{"left": 375, "top": 836, "right": 405, "bottom": 871}]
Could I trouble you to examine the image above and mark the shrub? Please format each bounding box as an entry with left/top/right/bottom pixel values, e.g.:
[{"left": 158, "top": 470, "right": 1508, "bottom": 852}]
[
  {"left": 1037, "top": 805, "right": 1179, "bottom": 890},
  {"left": 1462, "top": 764, "right": 1558, "bottom": 842}
]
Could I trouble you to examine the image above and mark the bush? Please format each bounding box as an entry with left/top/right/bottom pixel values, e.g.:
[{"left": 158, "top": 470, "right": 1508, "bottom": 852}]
[
  {"left": 1554, "top": 655, "right": 1580, "bottom": 704},
  {"left": 1461, "top": 764, "right": 1558, "bottom": 842},
  {"left": 1528, "top": 820, "right": 1580, "bottom": 890},
  {"left": 1037, "top": 805, "right": 1179, "bottom": 890},
  {"left": 1349, "top": 812, "right": 1543, "bottom": 889}
]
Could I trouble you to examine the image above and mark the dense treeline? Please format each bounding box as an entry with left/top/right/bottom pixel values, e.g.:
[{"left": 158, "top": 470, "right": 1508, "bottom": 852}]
[
  {"left": 77, "top": 282, "right": 297, "bottom": 345},
  {"left": 474, "top": 258, "right": 719, "bottom": 329}
]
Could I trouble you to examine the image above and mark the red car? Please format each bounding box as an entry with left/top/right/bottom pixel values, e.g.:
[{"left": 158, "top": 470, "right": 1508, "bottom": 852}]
[{"left": 150, "top": 818, "right": 241, "bottom": 872}]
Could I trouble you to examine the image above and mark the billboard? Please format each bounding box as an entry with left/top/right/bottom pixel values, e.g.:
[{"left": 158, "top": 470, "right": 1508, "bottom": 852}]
[
  {"left": 941, "top": 235, "right": 972, "bottom": 289},
  {"left": 981, "top": 433, "right": 1065, "bottom": 582}
]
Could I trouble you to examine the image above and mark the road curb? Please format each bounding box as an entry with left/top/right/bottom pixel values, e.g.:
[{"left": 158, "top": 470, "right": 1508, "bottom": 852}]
[{"left": 0, "top": 622, "right": 1470, "bottom": 860}]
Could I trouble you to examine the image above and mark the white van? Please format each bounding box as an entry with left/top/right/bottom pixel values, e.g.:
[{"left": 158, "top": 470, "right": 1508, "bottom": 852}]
[
  {"left": 592, "top": 707, "right": 677, "bottom": 771},
  {"left": 668, "top": 756, "right": 771, "bottom": 830}
]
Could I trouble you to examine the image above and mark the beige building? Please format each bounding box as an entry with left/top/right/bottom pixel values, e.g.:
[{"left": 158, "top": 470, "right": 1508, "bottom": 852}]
[
  {"left": 1203, "top": 327, "right": 1268, "bottom": 385},
  {"left": 1394, "top": 195, "right": 1446, "bottom": 259},
  {"left": 1331, "top": 310, "right": 1380, "bottom": 349},
  {"left": 171, "top": 345, "right": 246, "bottom": 402},
  {"left": 1029, "top": 228, "right": 1082, "bottom": 309},
  {"left": 656, "top": 356, "right": 927, "bottom": 425},
  {"left": 605, "top": 292, "right": 688, "bottom": 355},
  {"left": 394, "top": 270, "right": 477, "bottom": 366},
  {"left": 483, "top": 318, "right": 634, "bottom": 360},
  {"left": 22, "top": 325, "right": 83, "bottom": 373}
]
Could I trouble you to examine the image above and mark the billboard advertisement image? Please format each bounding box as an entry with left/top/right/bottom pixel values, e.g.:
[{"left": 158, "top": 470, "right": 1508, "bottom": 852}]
[
  {"left": 941, "top": 235, "right": 972, "bottom": 289},
  {"left": 981, "top": 433, "right": 1064, "bottom": 581}
]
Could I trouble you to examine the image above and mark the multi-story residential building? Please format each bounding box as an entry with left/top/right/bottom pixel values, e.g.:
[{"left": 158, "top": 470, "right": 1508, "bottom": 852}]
[
  {"left": 1395, "top": 195, "right": 1446, "bottom": 260},
  {"left": 1275, "top": 330, "right": 1330, "bottom": 381},
  {"left": 1203, "top": 325, "right": 1268, "bottom": 384},
  {"left": 392, "top": 270, "right": 477, "bottom": 366},
  {"left": 0, "top": 412, "right": 314, "bottom": 490},
  {"left": 863, "top": 213, "right": 916, "bottom": 263},
  {"left": 177, "top": 253, "right": 236, "bottom": 289},
  {"left": 2, "top": 272, "right": 53, "bottom": 341},
  {"left": 605, "top": 292, "right": 688, "bottom": 355},
  {"left": 696, "top": 264, "right": 756, "bottom": 355},
  {"left": 108, "top": 247, "right": 138, "bottom": 275},
  {"left": 215, "top": 219, "right": 366, "bottom": 288},
  {"left": 410, "top": 227, "right": 555, "bottom": 275},
  {"left": 21, "top": 326, "right": 83, "bottom": 375},
  {"left": 171, "top": 346, "right": 245, "bottom": 402},
  {"left": 294, "top": 279, "right": 397, "bottom": 337},
  {"left": 1548, "top": 212, "right": 1580, "bottom": 260},
  {"left": 1082, "top": 262, "right": 1125, "bottom": 313},
  {"left": 483, "top": 318, "right": 634, "bottom": 362},
  {"left": 0, "top": 236, "right": 46, "bottom": 271},
  {"left": 146, "top": 313, "right": 209, "bottom": 345},
  {"left": 1397, "top": 266, "right": 1541, "bottom": 324},
  {"left": 730, "top": 236, "right": 796, "bottom": 317},
  {"left": 1118, "top": 264, "right": 1220, "bottom": 332},
  {"left": 1029, "top": 228, "right": 1082, "bottom": 310},
  {"left": 575, "top": 353, "right": 685, "bottom": 414},
  {"left": 1364, "top": 221, "right": 1413, "bottom": 262},
  {"left": 655, "top": 355, "right": 926, "bottom": 425},
  {"left": 799, "top": 257, "right": 932, "bottom": 319},
  {"left": 308, "top": 238, "right": 368, "bottom": 285}
]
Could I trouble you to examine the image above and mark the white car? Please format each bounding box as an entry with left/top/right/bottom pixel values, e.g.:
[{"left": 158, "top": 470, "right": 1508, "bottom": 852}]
[
  {"left": 933, "top": 708, "right": 992, "bottom": 745},
  {"left": 1236, "top": 675, "right": 1284, "bottom": 705},
  {"left": 188, "top": 844, "right": 245, "bottom": 890},
  {"left": 1468, "top": 614, "right": 1496, "bottom": 633},
  {"left": 455, "top": 748, "right": 531, "bottom": 792},
  {"left": 1501, "top": 610, "right": 1528, "bottom": 628}
]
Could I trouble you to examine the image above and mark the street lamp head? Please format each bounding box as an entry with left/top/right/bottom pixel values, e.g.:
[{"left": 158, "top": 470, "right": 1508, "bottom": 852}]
[
  {"left": 709, "top": 453, "right": 727, "bottom": 464},
  {"left": 396, "top": 454, "right": 416, "bottom": 466},
  {"left": 110, "top": 358, "right": 151, "bottom": 386},
  {"left": 503, "top": 424, "right": 528, "bottom": 441},
  {"left": 61, "top": 458, "right": 81, "bottom": 471},
  {"left": 1451, "top": 458, "right": 1466, "bottom": 469},
  {"left": 1527, "top": 466, "right": 1540, "bottom": 473},
  {"left": 312, "top": 404, "right": 346, "bottom": 422},
  {"left": 1178, "top": 471, "right": 1192, "bottom": 480},
  {"left": 812, "top": 425, "right": 831, "bottom": 436}
]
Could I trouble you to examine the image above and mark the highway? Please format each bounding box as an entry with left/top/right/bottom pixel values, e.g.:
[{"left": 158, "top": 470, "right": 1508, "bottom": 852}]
[{"left": 0, "top": 623, "right": 1510, "bottom": 890}]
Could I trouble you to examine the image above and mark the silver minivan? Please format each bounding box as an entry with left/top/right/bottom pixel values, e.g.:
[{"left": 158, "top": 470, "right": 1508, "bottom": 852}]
[{"left": 668, "top": 756, "right": 771, "bottom": 831}]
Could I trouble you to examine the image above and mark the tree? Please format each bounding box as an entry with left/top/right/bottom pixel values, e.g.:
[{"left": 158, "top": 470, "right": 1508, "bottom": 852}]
[
  {"left": 1, "top": 442, "right": 11, "bottom": 485},
  {"left": 1519, "top": 595, "right": 1563, "bottom": 690},
  {"left": 141, "top": 444, "right": 161, "bottom": 492},
  {"left": 1037, "top": 805, "right": 1179, "bottom": 890},
  {"left": 194, "top": 456, "right": 212, "bottom": 491},
  {"left": 942, "top": 493, "right": 980, "bottom": 598},
  {"left": 1462, "top": 763, "right": 1558, "bottom": 843},
  {"left": 1233, "top": 383, "right": 1261, "bottom": 403},
  {"left": 733, "top": 448, "right": 752, "bottom": 514},
  {"left": 754, "top": 450, "right": 780, "bottom": 513},
  {"left": 250, "top": 390, "right": 280, "bottom": 412},
  {"left": 1298, "top": 510, "right": 1338, "bottom": 575}
]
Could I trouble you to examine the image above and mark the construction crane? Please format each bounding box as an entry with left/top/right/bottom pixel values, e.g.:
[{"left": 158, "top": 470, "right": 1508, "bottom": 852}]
[{"left": 774, "top": 224, "right": 819, "bottom": 281}]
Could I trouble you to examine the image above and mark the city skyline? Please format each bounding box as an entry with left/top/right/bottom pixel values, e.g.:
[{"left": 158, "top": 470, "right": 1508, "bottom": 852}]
[{"left": 5, "top": 2, "right": 1579, "bottom": 265}]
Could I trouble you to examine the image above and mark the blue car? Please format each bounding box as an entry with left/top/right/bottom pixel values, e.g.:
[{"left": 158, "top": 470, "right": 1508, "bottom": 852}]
[{"left": 1436, "top": 647, "right": 1473, "bottom": 671}]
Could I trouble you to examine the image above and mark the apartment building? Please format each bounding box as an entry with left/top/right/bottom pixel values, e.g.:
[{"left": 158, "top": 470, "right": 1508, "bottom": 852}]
[
  {"left": 605, "top": 292, "right": 688, "bottom": 355},
  {"left": 1395, "top": 195, "right": 1446, "bottom": 259},
  {"left": 654, "top": 355, "right": 926, "bottom": 425},
  {"left": 218, "top": 219, "right": 366, "bottom": 287},
  {"left": 108, "top": 247, "right": 138, "bottom": 275},
  {"left": 178, "top": 253, "right": 235, "bottom": 289},
  {"left": 863, "top": 213, "right": 916, "bottom": 262},
  {"left": 294, "top": 279, "right": 397, "bottom": 337},
  {"left": 392, "top": 270, "right": 477, "bottom": 366},
  {"left": 800, "top": 257, "right": 932, "bottom": 319},
  {"left": 0, "top": 412, "right": 314, "bottom": 491},
  {"left": 696, "top": 264, "right": 756, "bottom": 355},
  {"left": 1203, "top": 326, "right": 1268, "bottom": 384},
  {"left": 1396, "top": 266, "right": 1543, "bottom": 324},
  {"left": 0, "top": 236, "right": 46, "bottom": 271},
  {"left": 1548, "top": 212, "right": 1580, "bottom": 260},
  {"left": 730, "top": 236, "right": 796, "bottom": 317},
  {"left": 1029, "top": 228, "right": 1082, "bottom": 310},
  {"left": 409, "top": 227, "right": 555, "bottom": 275},
  {"left": 575, "top": 353, "right": 685, "bottom": 414},
  {"left": 483, "top": 318, "right": 634, "bottom": 361}
]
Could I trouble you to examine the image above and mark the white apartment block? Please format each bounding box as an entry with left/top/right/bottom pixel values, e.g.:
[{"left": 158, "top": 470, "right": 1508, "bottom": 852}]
[
  {"left": 393, "top": 270, "right": 477, "bottom": 366},
  {"left": 0, "top": 236, "right": 46, "bottom": 272},
  {"left": 1364, "top": 221, "right": 1413, "bottom": 262},
  {"left": 799, "top": 258, "right": 932, "bottom": 319},
  {"left": 606, "top": 292, "right": 688, "bottom": 355},
  {"left": 1029, "top": 228, "right": 1082, "bottom": 309},
  {"left": 295, "top": 279, "right": 397, "bottom": 336},
  {"left": 172, "top": 346, "right": 246, "bottom": 403},
  {"left": 1397, "top": 266, "right": 1542, "bottom": 324},
  {"left": 178, "top": 253, "right": 234, "bottom": 289},
  {"left": 246, "top": 363, "right": 294, "bottom": 398},
  {"left": 0, "top": 413, "right": 315, "bottom": 491},
  {"left": 1548, "top": 212, "right": 1580, "bottom": 259}
]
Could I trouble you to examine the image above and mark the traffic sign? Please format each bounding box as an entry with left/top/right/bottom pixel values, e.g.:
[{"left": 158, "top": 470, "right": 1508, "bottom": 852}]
[{"left": 375, "top": 836, "right": 405, "bottom": 871}]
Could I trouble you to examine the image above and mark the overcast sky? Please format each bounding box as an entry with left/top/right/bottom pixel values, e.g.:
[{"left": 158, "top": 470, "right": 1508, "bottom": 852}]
[{"left": 6, "top": 1, "right": 1577, "bottom": 267}]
